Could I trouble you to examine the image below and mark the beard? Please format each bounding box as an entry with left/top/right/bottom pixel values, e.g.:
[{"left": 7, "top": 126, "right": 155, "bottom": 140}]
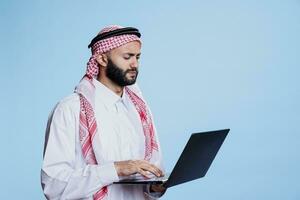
[{"left": 106, "top": 58, "right": 139, "bottom": 86}]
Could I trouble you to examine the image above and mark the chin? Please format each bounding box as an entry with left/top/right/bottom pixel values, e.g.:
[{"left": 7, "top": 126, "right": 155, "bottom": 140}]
[
  {"left": 125, "top": 79, "right": 137, "bottom": 86},
  {"left": 127, "top": 81, "right": 136, "bottom": 86},
  {"left": 126, "top": 76, "right": 137, "bottom": 82}
]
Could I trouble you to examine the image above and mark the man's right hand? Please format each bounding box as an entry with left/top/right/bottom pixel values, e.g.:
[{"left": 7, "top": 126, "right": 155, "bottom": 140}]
[{"left": 114, "top": 160, "right": 164, "bottom": 178}]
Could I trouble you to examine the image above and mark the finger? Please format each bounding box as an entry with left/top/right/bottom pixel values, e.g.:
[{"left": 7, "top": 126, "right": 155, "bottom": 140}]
[
  {"left": 138, "top": 160, "right": 164, "bottom": 176},
  {"left": 145, "top": 163, "right": 164, "bottom": 177},
  {"left": 138, "top": 168, "right": 152, "bottom": 179},
  {"left": 140, "top": 164, "right": 162, "bottom": 177},
  {"left": 151, "top": 165, "right": 163, "bottom": 176}
]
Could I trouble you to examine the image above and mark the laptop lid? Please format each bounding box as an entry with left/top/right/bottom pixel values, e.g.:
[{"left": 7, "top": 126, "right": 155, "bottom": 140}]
[{"left": 164, "top": 129, "right": 229, "bottom": 188}]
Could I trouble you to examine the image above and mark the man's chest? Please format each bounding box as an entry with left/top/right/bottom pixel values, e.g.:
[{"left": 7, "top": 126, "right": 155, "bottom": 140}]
[{"left": 93, "top": 102, "right": 145, "bottom": 161}]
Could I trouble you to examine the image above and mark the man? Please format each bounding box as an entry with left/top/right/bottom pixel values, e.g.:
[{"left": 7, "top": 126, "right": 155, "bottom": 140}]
[{"left": 41, "top": 25, "right": 165, "bottom": 200}]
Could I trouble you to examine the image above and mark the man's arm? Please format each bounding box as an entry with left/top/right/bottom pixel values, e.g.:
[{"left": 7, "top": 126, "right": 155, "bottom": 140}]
[{"left": 41, "top": 101, "right": 119, "bottom": 199}]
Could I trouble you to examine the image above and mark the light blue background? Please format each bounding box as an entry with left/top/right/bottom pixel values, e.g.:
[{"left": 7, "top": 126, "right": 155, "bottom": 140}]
[{"left": 1, "top": 0, "right": 299, "bottom": 199}]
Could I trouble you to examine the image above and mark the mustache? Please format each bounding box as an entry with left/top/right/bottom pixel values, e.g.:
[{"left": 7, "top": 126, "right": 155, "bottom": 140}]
[{"left": 125, "top": 69, "right": 138, "bottom": 73}]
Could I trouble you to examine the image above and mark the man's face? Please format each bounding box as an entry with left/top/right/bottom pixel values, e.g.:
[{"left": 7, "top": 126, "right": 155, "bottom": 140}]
[
  {"left": 106, "top": 57, "right": 139, "bottom": 86},
  {"left": 105, "top": 41, "right": 141, "bottom": 86}
]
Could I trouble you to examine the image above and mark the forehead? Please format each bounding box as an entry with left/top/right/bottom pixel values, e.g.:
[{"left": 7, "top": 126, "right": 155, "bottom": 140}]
[{"left": 110, "top": 41, "right": 141, "bottom": 55}]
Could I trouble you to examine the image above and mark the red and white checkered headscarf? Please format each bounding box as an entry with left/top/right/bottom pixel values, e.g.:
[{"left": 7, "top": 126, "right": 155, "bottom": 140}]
[
  {"left": 75, "top": 25, "right": 159, "bottom": 200},
  {"left": 86, "top": 25, "right": 141, "bottom": 78}
]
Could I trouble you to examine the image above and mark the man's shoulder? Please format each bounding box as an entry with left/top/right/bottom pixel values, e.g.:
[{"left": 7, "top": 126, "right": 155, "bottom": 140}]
[
  {"left": 53, "top": 93, "right": 80, "bottom": 114},
  {"left": 46, "top": 93, "right": 80, "bottom": 123},
  {"left": 59, "top": 93, "right": 80, "bottom": 105}
]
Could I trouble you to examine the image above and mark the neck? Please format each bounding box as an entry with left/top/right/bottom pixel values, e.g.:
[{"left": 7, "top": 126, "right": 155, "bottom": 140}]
[{"left": 97, "top": 76, "right": 124, "bottom": 97}]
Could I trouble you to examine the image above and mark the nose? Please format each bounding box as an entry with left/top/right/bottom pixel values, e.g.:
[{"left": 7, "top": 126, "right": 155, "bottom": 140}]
[{"left": 130, "top": 57, "right": 139, "bottom": 69}]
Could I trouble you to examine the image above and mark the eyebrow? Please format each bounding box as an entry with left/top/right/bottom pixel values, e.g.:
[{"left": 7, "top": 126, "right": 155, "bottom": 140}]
[{"left": 123, "top": 53, "right": 141, "bottom": 57}]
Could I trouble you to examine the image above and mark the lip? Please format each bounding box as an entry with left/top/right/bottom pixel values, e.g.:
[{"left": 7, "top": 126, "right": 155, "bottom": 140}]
[{"left": 128, "top": 71, "right": 137, "bottom": 75}]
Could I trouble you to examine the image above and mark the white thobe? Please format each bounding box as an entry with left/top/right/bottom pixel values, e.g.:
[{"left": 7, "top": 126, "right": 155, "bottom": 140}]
[{"left": 41, "top": 79, "right": 164, "bottom": 200}]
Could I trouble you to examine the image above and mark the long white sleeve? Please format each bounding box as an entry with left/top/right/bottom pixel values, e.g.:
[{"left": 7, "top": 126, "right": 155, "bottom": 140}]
[{"left": 41, "top": 96, "right": 119, "bottom": 200}]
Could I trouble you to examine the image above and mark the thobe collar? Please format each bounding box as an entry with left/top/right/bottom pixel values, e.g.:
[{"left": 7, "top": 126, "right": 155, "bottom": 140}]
[{"left": 93, "top": 78, "right": 127, "bottom": 111}]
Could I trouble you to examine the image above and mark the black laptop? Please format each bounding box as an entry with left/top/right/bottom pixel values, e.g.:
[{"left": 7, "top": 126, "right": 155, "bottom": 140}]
[
  {"left": 114, "top": 129, "right": 230, "bottom": 188},
  {"left": 114, "top": 129, "right": 229, "bottom": 188}
]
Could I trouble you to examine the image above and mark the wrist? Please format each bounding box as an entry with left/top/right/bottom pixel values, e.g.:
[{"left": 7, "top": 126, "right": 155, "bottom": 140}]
[{"left": 114, "top": 161, "right": 121, "bottom": 176}]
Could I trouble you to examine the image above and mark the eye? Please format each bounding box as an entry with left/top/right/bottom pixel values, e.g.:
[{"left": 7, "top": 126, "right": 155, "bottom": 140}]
[{"left": 124, "top": 56, "right": 130, "bottom": 60}]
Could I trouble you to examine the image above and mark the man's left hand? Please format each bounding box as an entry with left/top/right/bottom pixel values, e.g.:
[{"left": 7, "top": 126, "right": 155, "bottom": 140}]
[{"left": 150, "top": 183, "right": 166, "bottom": 193}]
